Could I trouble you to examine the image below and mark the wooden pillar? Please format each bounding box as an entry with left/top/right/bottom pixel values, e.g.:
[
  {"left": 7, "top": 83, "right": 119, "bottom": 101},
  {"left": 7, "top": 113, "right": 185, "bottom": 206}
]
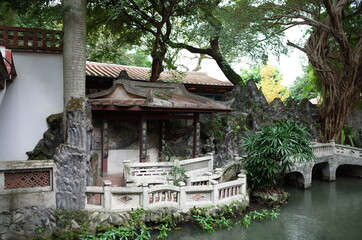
[
  {"left": 193, "top": 113, "right": 200, "bottom": 157},
  {"left": 140, "top": 116, "right": 147, "bottom": 162},
  {"left": 159, "top": 120, "right": 166, "bottom": 161},
  {"left": 101, "top": 118, "right": 109, "bottom": 177}
]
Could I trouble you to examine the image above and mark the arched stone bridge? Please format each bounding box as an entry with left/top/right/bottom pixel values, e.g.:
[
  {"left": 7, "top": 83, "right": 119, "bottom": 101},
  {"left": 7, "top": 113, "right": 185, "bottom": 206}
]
[{"left": 288, "top": 141, "right": 362, "bottom": 189}]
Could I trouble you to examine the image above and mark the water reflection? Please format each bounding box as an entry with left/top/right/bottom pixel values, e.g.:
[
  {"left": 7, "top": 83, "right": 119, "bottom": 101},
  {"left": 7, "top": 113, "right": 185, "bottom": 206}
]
[{"left": 165, "top": 178, "right": 362, "bottom": 240}]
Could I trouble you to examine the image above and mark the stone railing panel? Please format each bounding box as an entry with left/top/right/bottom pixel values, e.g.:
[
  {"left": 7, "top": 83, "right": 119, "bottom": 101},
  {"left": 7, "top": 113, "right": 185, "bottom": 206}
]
[
  {"left": 84, "top": 172, "right": 247, "bottom": 212},
  {"left": 123, "top": 160, "right": 174, "bottom": 186},
  {"left": 180, "top": 154, "right": 213, "bottom": 177},
  {"left": 123, "top": 155, "right": 214, "bottom": 186},
  {"left": 334, "top": 144, "right": 362, "bottom": 159},
  {"left": 0, "top": 160, "right": 56, "bottom": 211},
  {"left": 184, "top": 185, "right": 214, "bottom": 208},
  {"left": 312, "top": 143, "right": 334, "bottom": 157},
  {"left": 147, "top": 185, "right": 180, "bottom": 209},
  {"left": 109, "top": 187, "right": 143, "bottom": 211}
]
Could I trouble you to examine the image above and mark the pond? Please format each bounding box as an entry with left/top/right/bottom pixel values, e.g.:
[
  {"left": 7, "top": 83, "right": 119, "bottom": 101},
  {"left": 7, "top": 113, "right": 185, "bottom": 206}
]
[{"left": 165, "top": 177, "right": 362, "bottom": 240}]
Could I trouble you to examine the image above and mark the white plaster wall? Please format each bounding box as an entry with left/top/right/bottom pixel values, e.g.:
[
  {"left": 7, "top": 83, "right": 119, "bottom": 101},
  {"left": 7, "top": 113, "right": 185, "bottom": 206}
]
[
  {"left": 108, "top": 148, "right": 159, "bottom": 174},
  {"left": 0, "top": 52, "right": 63, "bottom": 161}
]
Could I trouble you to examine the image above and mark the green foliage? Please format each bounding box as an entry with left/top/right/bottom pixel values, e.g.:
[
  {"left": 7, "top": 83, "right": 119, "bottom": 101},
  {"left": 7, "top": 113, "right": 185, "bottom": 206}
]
[
  {"left": 80, "top": 208, "right": 151, "bottom": 240},
  {"left": 191, "top": 207, "right": 232, "bottom": 232},
  {"left": 0, "top": 0, "right": 62, "bottom": 29},
  {"left": 238, "top": 209, "right": 280, "bottom": 228},
  {"left": 191, "top": 206, "right": 279, "bottom": 232},
  {"left": 172, "top": 166, "right": 186, "bottom": 186},
  {"left": 241, "top": 120, "right": 315, "bottom": 190},
  {"left": 155, "top": 217, "right": 176, "bottom": 239},
  {"left": 239, "top": 65, "right": 262, "bottom": 84},
  {"left": 339, "top": 125, "right": 361, "bottom": 148},
  {"left": 289, "top": 65, "right": 321, "bottom": 102},
  {"left": 87, "top": 41, "right": 152, "bottom": 67}
]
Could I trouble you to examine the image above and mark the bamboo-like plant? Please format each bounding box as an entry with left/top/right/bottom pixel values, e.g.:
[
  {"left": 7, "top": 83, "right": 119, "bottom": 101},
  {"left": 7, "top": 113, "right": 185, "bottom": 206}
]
[{"left": 241, "top": 120, "right": 315, "bottom": 191}]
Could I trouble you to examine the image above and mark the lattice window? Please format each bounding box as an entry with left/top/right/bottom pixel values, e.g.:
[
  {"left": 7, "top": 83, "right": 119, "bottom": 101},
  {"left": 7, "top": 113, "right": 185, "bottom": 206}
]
[{"left": 4, "top": 170, "right": 51, "bottom": 189}]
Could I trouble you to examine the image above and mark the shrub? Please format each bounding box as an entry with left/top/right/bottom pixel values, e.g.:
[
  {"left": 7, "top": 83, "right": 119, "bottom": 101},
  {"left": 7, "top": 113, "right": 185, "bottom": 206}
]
[{"left": 241, "top": 120, "right": 315, "bottom": 190}]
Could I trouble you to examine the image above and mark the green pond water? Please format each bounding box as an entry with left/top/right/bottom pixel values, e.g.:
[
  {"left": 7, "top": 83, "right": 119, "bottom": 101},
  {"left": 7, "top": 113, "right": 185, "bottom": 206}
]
[{"left": 165, "top": 177, "right": 362, "bottom": 240}]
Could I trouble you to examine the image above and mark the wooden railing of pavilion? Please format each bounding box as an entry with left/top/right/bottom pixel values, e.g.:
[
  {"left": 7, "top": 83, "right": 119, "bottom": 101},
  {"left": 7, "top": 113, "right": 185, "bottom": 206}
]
[{"left": 0, "top": 25, "right": 62, "bottom": 52}]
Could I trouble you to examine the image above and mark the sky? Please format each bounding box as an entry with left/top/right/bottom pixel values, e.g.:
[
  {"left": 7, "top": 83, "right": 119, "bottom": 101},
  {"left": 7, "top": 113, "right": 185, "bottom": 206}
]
[{"left": 180, "top": 26, "right": 308, "bottom": 87}]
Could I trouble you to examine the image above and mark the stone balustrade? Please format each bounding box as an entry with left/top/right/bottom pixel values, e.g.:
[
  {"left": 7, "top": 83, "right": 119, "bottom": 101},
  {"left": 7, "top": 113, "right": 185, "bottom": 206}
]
[
  {"left": 0, "top": 160, "right": 56, "bottom": 211},
  {"left": 123, "top": 154, "right": 214, "bottom": 186},
  {"left": 312, "top": 141, "right": 362, "bottom": 159},
  {"left": 85, "top": 173, "right": 247, "bottom": 212}
]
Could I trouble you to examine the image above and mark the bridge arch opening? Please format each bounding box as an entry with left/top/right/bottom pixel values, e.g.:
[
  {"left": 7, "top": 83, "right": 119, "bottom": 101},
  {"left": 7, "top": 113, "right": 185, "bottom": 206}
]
[
  {"left": 312, "top": 162, "right": 330, "bottom": 181},
  {"left": 336, "top": 165, "right": 362, "bottom": 178},
  {"left": 284, "top": 172, "right": 305, "bottom": 189}
]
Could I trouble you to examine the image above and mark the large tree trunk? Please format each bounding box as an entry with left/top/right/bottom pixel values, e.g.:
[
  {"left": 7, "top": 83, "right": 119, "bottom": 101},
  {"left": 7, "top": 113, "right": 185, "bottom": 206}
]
[
  {"left": 150, "top": 58, "right": 163, "bottom": 82},
  {"left": 55, "top": 0, "right": 92, "bottom": 210},
  {"left": 63, "top": 0, "right": 86, "bottom": 104},
  {"left": 303, "top": 4, "right": 362, "bottom": 142}
]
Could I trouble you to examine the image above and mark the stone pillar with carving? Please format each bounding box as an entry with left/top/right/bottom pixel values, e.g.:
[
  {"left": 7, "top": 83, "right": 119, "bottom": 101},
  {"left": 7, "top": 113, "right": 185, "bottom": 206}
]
[{"left": 54, "top": 98, "right": 92, "bottom": 210}]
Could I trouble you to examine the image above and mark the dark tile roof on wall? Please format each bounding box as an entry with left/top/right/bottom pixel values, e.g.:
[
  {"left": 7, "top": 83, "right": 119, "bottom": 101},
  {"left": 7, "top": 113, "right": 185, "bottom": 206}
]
[
  {"left": 88, "top": 79, "right": 234, "bottom": 112},
  {"left": 86, "top": 61, "right": 233, "bottom": 87}
]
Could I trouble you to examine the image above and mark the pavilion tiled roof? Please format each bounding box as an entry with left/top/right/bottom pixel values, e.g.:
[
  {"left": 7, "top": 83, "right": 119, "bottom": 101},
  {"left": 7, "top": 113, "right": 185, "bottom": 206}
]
[
  {"left": 86, "top": 61, "right": 233, "bottom": 87},
  {"left": 88, "top": 79, "right": 234, "bottom": 112}
]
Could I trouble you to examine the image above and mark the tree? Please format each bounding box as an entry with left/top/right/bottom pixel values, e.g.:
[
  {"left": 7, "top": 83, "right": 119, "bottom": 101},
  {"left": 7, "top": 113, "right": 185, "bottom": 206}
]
[
  {"left": 289, "top": 65, "right": 321, "bottom": 102},
  {"left": 239, "top": 65, "right": 262, "bottom": 84},
  {"left": 241, "top": 120, "right": 315, "bottom": 191},
  {"left": 86, "top": 33, "right": 152, "bottom": 67},
  {"left": 240, "top": 65, "right": 289, "bottom": 103},
  {"left": 0, "top": 0, "right": 62, "bottom": 29},
  {"left": 168, "top": 1, "right": 286, "bottom": 85},
  {"left": 259, "top": 65, "right": 289, "bottom": 103},
  {"left": 88, "top": 0, "right": 202, "bottom": 82},
  {"left": 63, "top": 0, "right": 86, "bottom": 104},
  {"left": 264, "top": 0, "right": 362, "bottom": 142}
]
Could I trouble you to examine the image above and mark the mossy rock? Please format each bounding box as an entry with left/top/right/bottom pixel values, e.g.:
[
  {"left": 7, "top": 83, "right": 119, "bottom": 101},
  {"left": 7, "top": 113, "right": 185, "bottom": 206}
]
[{"left": 251, "top": 191, "right": 290, "bottom": 208}]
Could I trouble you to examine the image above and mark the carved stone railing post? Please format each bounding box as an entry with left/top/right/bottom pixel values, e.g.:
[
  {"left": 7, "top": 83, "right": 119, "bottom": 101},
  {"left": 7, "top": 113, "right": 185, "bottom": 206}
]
[
  {"left": 330, "top": 139, "right": 336, "bottom": 154},
  {"left": 206, "top": 152, "right": 214, "bottom": 171},
  {"left": 104, "top": 185, "right": 111, "bottom": 211},
  {"left": 142, "top": 184, "right": 149, "bottom": 209},
  {"left": 179, "top": 184, "right": 186, "bottom": 211},
  {"left": 238, "top": 171, "right": 247, "bottom": 195},
  {"left": 212, "top": 180, "right": 219, "bottom": 205}
]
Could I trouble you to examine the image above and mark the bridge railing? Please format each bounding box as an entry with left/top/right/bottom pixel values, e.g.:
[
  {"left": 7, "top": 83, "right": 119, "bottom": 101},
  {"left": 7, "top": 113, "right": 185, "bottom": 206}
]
[
  {"left": 335, "top": 144, "right": 362, "bottom": 159},
  {"left": 312, "top": 142, "right": 334, "bottom": 157},
  {"left": 312, "top": 141, "right": 362, "bottom": 159}
]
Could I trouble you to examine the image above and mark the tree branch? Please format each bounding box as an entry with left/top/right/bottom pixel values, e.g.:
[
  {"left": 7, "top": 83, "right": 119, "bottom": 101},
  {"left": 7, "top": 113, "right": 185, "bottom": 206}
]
[
  {"left": 286, "top": 40, "right": 306, "bottom": 53},
  {"left": 168, "top": 41, "right": 212, "bottom": 55}
]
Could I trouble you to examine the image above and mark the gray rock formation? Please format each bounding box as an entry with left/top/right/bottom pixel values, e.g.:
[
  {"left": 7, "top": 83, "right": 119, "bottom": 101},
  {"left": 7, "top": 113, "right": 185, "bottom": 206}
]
[
  {"left": 55, "top": 98, "right": 92, "bottom": 210},
  {"left": 202, "top": 80, "right": 320, "bottom": 165},
  {"left": 27, "top": 113, "right": 64, "bottom": 160}
]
